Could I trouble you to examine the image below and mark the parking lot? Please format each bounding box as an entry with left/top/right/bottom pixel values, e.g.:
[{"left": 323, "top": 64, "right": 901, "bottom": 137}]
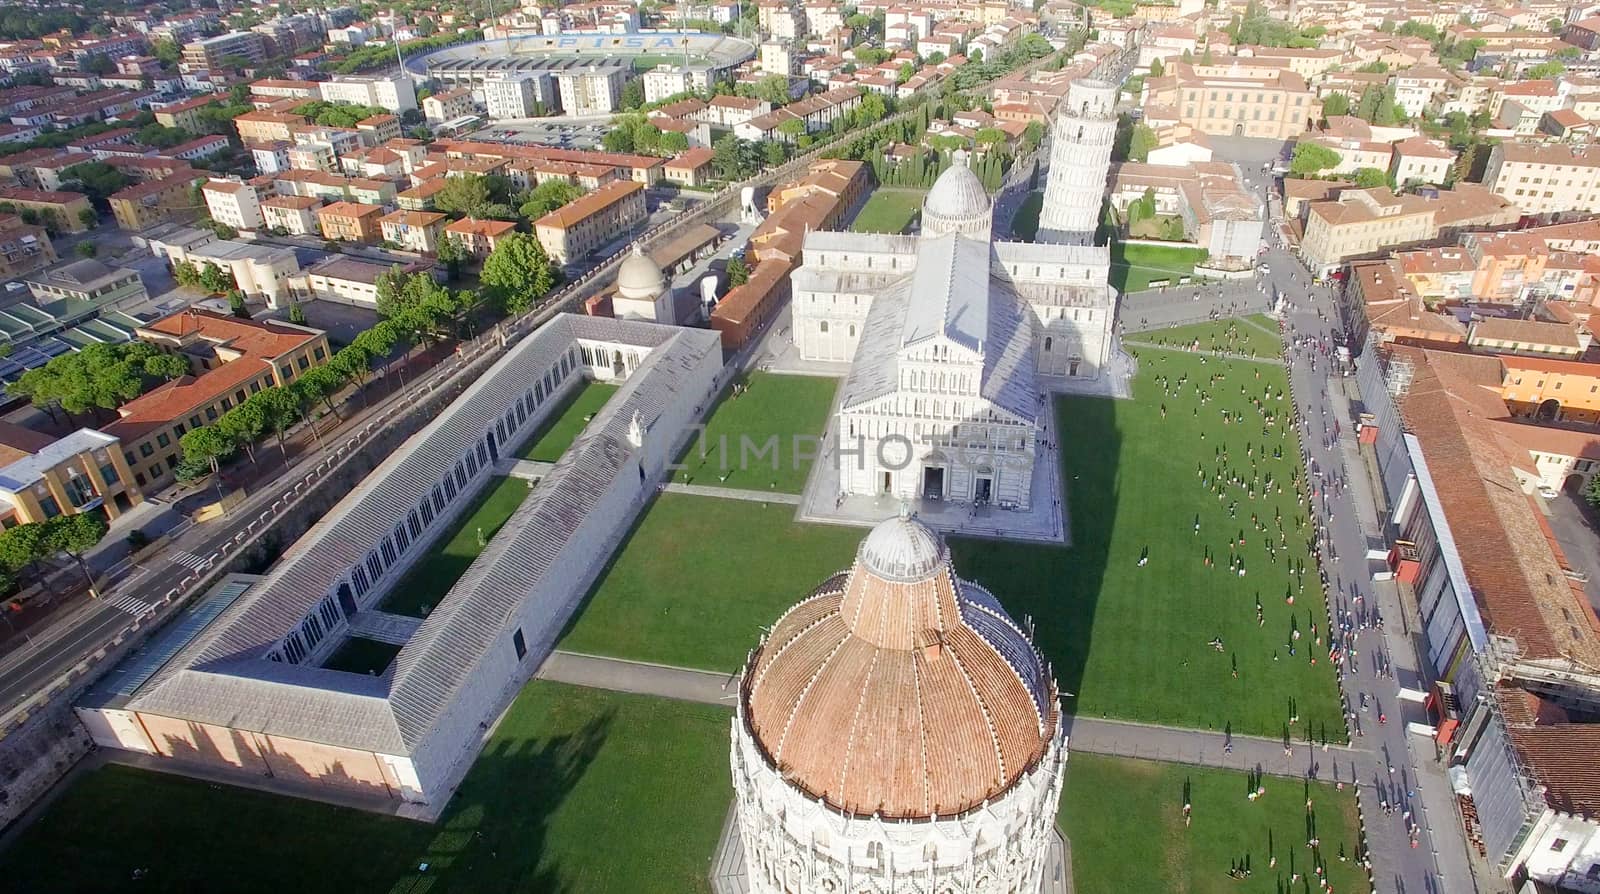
[{"left": 470, "top": 119, "right": 611, "bottom": 150}]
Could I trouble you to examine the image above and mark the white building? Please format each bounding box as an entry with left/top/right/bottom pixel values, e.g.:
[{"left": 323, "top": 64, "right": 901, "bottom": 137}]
[
  {"left": 729, "top": 512, "right": 1067, "bottom": 893},
  {"left": 611, "top": 248, "right": 675, "bottom": 324},
  {"left": 1037, "top": 79, "right": 1118, "bottom": 245},
  {"left": 790, "top": 96, "right": 1122, "bottom": 508},
  {"left": 555, "top": 65, "right": 627, "bottom": 115},
  {"left": 76, "top": 315, "right": 724, "bottom": 807},
  {"left": 643, "top": 65, "right": 714, "bottom": 103},
  {"left": 319, "top": 74, "right": 418, "bottom": 113},
  {"left": 201, "top": 178, "right": 264, "bottom": 231},
  {"left": 483, "top": 75, "right": 540, "bottom": 119}
]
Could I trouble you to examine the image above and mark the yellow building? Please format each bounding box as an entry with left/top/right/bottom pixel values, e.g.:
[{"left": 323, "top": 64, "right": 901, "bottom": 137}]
[
  {"left": 1500, "top": 355, "right": 1600, "bottom": 423},
  {"left": 0, "top": 424, "right": 143, "bottom": 525},
  {"left": 103, "top": 310, "right": 331, "bottom": 491},
  {"left": 1301, "top": 185, "right": 1516, "bottom": 275},
  {"left": 234, "top": 110, "right": 307, "bottom": 145},
  {"left": 154, "top": 95, "right": 220, "bottom": 133},
  {"left": 534, "top": 180, "right": 646, "bottom": 263},
  {"left": 1150, "top": 60, "right": 1317, "bottom": 141},
  {"left": 0, "top": 187, "right": 94, "bottom": 233},
  {"left": 109, "top": 174, "right": 204, "bottom": 232}
]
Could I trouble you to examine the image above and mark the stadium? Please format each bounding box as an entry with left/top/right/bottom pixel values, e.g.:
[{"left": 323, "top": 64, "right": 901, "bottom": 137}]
[{"left": 407, "top": 31, "right": 757, "bottom": 88}]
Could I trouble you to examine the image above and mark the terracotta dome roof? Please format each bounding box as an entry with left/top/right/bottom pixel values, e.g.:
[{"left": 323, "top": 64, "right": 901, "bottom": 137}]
[
  {"left": 740, "top": 515, "right": 1058, "bottom": 819},
  {"left": 616, "top": 246, "right": 666, "bottom": 299}
]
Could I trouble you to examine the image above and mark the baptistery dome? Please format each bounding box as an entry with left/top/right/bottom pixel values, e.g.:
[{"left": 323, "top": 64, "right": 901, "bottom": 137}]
[
  {"left": 616, "top": 246, "right": 667, "bottom": 300},
  {"left": 740, "top": 513, "right": 1059, "bottom": 818}
]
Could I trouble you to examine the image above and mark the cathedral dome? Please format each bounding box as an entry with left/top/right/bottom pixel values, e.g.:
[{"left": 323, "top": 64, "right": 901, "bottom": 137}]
[
  {"left": 739, "top": 514, "right": 1059, "bottom": 819},
  {"left": 616, "top": 247, "right": 667, "bottom": 300},
  {"left": 921, "top": 164, "right": 993, "bottom": 237}
]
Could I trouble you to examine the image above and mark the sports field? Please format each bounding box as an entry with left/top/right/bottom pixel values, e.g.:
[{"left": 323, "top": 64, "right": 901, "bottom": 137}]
[
  {"left": 850, "top": 188, "right": 924, "bottom": 234},
  {"left": 0, "top": 682, "right": 730, "bottom": 894},
  {"left": 1061, "top": 754, "right": 1368, "bottom": 894},
  {"left": 568, "top": 322, "right": 1344, "bottom": 738}
]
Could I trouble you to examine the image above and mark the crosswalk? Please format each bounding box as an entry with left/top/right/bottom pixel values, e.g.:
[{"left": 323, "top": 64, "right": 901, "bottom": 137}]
[
  {"left": 167, "top": 550, "right": 208, "bottom": 571},
  {"left": 109, "top": 594, "right": 154, "bottom": 616}
]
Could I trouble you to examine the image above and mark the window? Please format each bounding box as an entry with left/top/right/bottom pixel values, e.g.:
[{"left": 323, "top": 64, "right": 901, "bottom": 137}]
[
  {"left": 157, "top": 433, "right": 171, "bottom": 448},
  {"left": 280, "top": 364, "right": 293, "bottom": 380},
  {"left": 190, "top": 415, "right": 202, "bottom": 429},
  {"left": 1553, "top": 839, "right": 1570, "bottom": 852},
  {"left": 513, "top": 628, "right": 527, "bottom": 660},
  {"left": 139, "top": 443, "right": 154, "bottom": 458},
  {"left": 174, "top": 423, "right": 186, "bottom": 437},
  {"left": 298, "top": 356, "right": 310, "bottom": 371},
  {"left": 37, "top": 495, "right": 60, "bottom": 519},
  {"left": 205, "top": 408, "right": 218, "bottom": 421},
  {"left": 99, "top": 461, "right": 118, "bottom": 485},
  {"left": 819, "top": 320, "right": 829, "bottom": 333}
]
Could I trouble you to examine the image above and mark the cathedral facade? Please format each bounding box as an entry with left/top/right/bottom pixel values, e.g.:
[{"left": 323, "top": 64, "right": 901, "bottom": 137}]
[{"left": 789, "top": 78, "right": 1121, "bottom": 509}]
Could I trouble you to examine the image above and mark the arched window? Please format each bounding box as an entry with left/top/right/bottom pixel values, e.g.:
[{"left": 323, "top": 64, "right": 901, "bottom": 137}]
[
  {"left": 1044, "top": 336, "right": 1053, "bottom": 352},
  {"left": 820, "top": 320, "right": 830, "bottom": 333},
  {"left": 848, "top": 324, "right": 855, "bottom": 337}
]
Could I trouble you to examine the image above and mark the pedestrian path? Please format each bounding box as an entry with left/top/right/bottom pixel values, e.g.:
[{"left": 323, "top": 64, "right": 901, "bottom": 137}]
[
  {"left": 165, "top": 550, "right": 208, "bottom": 571},
  {"left": 660, "top": 482, "right": 802, "bottom": 505},
  {"left": 108, "top": 595, "right": 154, "bottom": 616},
  {"left": 536, "top": 650, "right": 1362, "bottom": 779}
]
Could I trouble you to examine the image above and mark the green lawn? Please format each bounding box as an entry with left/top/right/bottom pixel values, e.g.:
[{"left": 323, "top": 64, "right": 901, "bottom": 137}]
[
  {"left": 570, "top": 332, "right": 1342, "bottom": 738},
  {"left": 1132, "top": 316, "right": 1284, "bottom": 359},
  {"left": 518, "top": 380, "right": 619, "bottom": 462},
  {"left": 1012, "top": 191, "right": 1043, "bottom": 240},
  {"left": 0, "top": 682, "right": 730, "bottom": 894},
  {"left": 560, "top": 495, "right": 863, "bottom": 670},
  {"left": 850, "top": 188, "right": 924, "bottom": 234},
  {"left": 322, "top": 637, "right": 402, "bottom": 675},
  {"left": 1061, "top": 754, "right": 1368, "bottom": 894},
  {"left": 672, "top": 371, "right": 837, "bottom": 494},
  {"left": 1113, "top": 241, "right": 1213, "bottom": 293},
  {"left": 379, "top": 475, "right": 534, "bottom": 618}
]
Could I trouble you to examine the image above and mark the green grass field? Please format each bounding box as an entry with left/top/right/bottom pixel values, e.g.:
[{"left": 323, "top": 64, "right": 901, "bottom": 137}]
[
  {"left": 0, "top": 682, "right": 730, "bottom": 894},
  {"left": 570, "top": 327, "right": 1341, "bottom": 738},
  {"left": 379, "top": 475, "right": 534, "bottom": 618},
  {"left": 1113, "top": 241, "right": 1213, "bottom": 293},
  {"left": 1132, "top": 317, "right": 1284, "bottom": 360},
  {"left": 1061, "top": 754, "right": 1368, "bottom": 894},
  {"left": 1012, "top": 191, "right": 1043, "bottom": 240},
  {"left": 850, "top": 188, "right": 924, "bottom": 234},
  {"left": 672, "top": 371, "right": 837, "bottom": 494},
  {"left": 560, "top": 495, "right": 862, "bottom": 669},
  {"left": 518, "top": 380, "right": 619, "bottom": 462},
  {"left": 322, "top": 637, "right": 402, "bottom": 675}
]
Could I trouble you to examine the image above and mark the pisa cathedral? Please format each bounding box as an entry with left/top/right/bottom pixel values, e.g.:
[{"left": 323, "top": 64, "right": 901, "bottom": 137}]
[{"left": 789, "top": 79, "right": 1123, "bottom": 510}]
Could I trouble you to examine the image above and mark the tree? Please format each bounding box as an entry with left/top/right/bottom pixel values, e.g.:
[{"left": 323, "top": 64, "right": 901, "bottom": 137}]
[
  {"left": 659, "top": 130, "right": 690, "bottom": 153},
  {"left": 763, "top": 140, "right": 787, "bottom": 166},
  {"left": 292, "top": 364, "right": 345, "bottom": 421},
  {"left": 1586, "top": 474, "right": 1600, "bottom": 509},
  {"left": 41, "top": 513, "right": 106, "bottom": 596},
  {"left": 436, "top": 234, "right": 467, "bottom": 280},
  {"left": 11, "top": 342, "right": 188, "bottom": 419},
  {"left": 199, "top": 261, "right": 234, "bottom": 294},
  {"left": 251, "top": 387, "right": 302, "bottom": 461},
  {"left": 228, "top": 290, "right": 250, "bottom": 318},
  {"left": 517, "top": 178, "right": 582, "bottom": 219},
  {"left": 1021, "top": 120, "right": 1045, "bottom": 153},
  {"left": 173, "top": 260, "right": 201, "bottom": 288},
  {"left": 1289, "top": 141, "right": 1341, "bottom": 175},
  {"left": 433, "top": 174, "right": 513, "bottom": 220},
  {"left": 0, "top": 523, "right": 51, "bottom": 590},
  {"left": 1321, "top": 93, "right": 1351, "bottom": 119},
  {"left": 1352, "top": 167, "right": 1389, "bottom": 188},
  {"left": 481, "top": 232, "right": 559, "bottom": 314},
  {"left": 1525, "top": 60, "right": 1565, "bottom": 79},
  {"left": 152, "top": 38, "right": 180, "bottom": 67},
  {"left": 602, "top": 126, "right": 635, "bottom": 153},
  {"left": 287, "top": 302, "right": 307, "bottom": 325},
  {"left": 713, "top": 133, "right": 747, "bottom": 181},
  {"left": 726, "top": 255, "right": 749, "bottom": 287},
  {"left": 1149, "top": 57, "right": 1165, "bottom": 78},
  {"left": 1128, "top": 123, "right": 1158, "bottom": 162},
  {"left": 777, "top": 118, "right": 807, "bottom": 141},
  {"left": 619, "top": 77, "right": 645, "bottom": 110},
  {"left": 178, "top": 425, "right": 236, "bottom": 481},
  {"left": 75, "top": 242, "right": 97, "bottom": 258},
  {"left": 217, "top": 398, "right": 267, "bottom": 464},
  {"left": 59, "top": 162, "right": 131, "bottom": 207}
]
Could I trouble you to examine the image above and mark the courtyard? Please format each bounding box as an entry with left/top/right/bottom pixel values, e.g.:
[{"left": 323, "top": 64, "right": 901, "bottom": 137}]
[
  {"left": 671, "top": 371, "right": 837, "bottom": 494},
  {"left": 0, "top": 682, "right": 731, "bottom": 894},
  {"left": 568, "top": 326, "right": 1344, "bottom": 738},
  {"left": 518, "top": 380, "right": 620, "bottom": 462},
  {"left": 1060, "top": 754, "right": 1368, "bottom": 894},
  {"left": 850, "top": 188, "right": 925, "bottom": 234},
  {"left": 379, "top": 475, "right": 535, "bottom": 618}
]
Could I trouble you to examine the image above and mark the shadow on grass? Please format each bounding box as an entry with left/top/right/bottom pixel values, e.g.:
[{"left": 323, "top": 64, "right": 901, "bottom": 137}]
[{"left": 949, "top": 394, "right": 1120, "bottom": 713}]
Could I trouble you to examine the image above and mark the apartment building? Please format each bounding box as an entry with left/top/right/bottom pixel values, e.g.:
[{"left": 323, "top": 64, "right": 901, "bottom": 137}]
[
  {"left": 378, "top": 210, "right": 447, "bottom": 253},
  {"left": 442, "top": 216, "right": 517, "bottom": 260},
  {"left": 1145, "top": 60, "right": 1315, "bottom": 140},
  {"left": 260, "top": 195, "right": 321, "bottom": 235},
  {"left": 1484, "top": 141, "right": 1600, "bottom": 216},
  {"left": 319, "top": 74, "right": 417, "bottom": 113},
  {"left": 235, "top": 110, "right": 306, "bottom": 144},
  {"left": 1389, "top": 137, "right": 1455, "bottom": 187},
  {"left": 248, "top": 78, "right": 319, "bottom": 102},
  {"left": 153, "top": 94, "right": 218, "bottom": 132},
  {"left": 108, "top": 174, "right": 203, "bottom": 232},
  {"left": 0, "top": 187, "right": 94, "bottom": 233},
  {"left": 0, "top": 214, "right": 55, "bottom": 279},
  {"left": 555, "top": 66, "right": 628, "bottom": 116},
  {"left": 422, "top": 88, "right": 474, "bottom": 124},
  {"left": 103, "top": 310, "right": 330, "bottom": 491},
  {"left": 148, "top": 234, "right": 301, "bottom": 308},
  {"left": 533, "top": 180, "right": 645, "bottom": 264},
  {"left": 201, "top": 178, "right": 264, "bottom": 231},
  {"left": 300, "top": 255, "right": 438, "bottom": 308},
  {"left": 1467, "top": 317, "right": 1584, "bottom": 358},
  {"left": 316, "top": 201, "right": 384, "bottom": 243},
  {"left": 0, "top": 425, "right": 142, "bottom": 524},
  {"left": 181, "top": 31, "right": 267, "bottom": 70},
  {"left": 1301, "top": 185, "right": 1517, "bottom": 274}
]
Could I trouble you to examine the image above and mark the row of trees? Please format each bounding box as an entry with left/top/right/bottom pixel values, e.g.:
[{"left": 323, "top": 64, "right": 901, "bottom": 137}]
[
  {"left": 11, "top": 342, "right": 190, "bottom": 423},
  {"left": 290, "top": 101, "right": 393, "bottom": 128},
  {"left": 326, "top": 30, "right": 481, "bottom": 74},
  {"left": 0, "top": 513, "right": 107, "bottom": 599},
  {"left": 175, "top": 234, "right": 564, "bottom": 479},
  {"left": 602, "top": 114, "right": 693, "bottom": 156}
]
